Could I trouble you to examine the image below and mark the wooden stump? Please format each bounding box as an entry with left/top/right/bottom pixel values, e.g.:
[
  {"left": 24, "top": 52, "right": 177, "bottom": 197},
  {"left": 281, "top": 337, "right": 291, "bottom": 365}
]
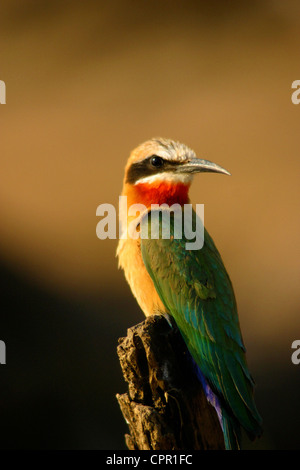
[{"left": 116, "top": 314, "right": 225, "bottom": 450}]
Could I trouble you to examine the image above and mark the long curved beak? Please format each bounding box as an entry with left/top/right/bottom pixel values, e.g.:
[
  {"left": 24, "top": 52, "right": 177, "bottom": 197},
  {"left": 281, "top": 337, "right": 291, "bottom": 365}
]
[{"left": 177, "top": 158, "right": 231, "bottom": 176}]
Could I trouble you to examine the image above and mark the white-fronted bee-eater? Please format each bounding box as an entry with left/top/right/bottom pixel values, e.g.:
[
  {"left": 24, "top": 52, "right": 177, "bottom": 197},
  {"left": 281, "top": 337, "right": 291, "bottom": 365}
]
[{"left": 117, "top": 138, "right": 262, "bottom": 449}]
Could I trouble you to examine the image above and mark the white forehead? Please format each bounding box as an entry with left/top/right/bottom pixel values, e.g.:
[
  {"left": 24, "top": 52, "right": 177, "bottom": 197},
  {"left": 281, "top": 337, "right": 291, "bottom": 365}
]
[{"left": 135, "top": 137, "right": 196, "bottom": 163}]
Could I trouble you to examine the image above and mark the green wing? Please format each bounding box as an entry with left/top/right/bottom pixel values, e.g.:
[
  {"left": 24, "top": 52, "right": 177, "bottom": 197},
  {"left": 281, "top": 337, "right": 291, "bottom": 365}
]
[{"left": 140, "top": 209, "right": 262, "bottom": 439}]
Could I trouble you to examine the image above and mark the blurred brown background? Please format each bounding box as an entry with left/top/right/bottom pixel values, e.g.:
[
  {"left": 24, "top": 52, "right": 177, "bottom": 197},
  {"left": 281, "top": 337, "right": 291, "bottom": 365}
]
[{"left": 1, "top": 0, "right": 300, "bottom": 449}]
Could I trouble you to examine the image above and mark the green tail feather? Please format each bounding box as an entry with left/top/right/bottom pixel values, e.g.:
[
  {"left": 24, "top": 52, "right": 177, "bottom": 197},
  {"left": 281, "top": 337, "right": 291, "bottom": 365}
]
[{"left": 222, "top": 408, "right": 241, "bottom": 450}]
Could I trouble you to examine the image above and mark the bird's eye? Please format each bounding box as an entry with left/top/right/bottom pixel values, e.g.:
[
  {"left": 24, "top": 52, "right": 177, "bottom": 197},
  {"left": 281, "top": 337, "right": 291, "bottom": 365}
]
[{"left": 150, "top": 155, "right": 164, "bottom": 167}]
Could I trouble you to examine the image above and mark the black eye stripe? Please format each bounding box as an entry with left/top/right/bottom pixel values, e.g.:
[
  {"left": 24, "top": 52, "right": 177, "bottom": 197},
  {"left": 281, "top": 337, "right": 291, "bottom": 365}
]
[{"left": 126, "top": 156, "right": 182, "bottom": 184}]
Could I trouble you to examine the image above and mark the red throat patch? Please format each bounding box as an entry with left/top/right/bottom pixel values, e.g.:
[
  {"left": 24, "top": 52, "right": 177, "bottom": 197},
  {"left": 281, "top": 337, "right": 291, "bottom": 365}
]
[{"left": 132, "top": 181, "right": 190, "bottom": 207}]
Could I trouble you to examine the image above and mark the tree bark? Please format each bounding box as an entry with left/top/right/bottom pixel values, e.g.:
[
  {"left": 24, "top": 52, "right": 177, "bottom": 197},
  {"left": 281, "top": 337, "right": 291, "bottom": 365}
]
[{"left": 116, "top": 314, "right": 225, "bottom": 450}]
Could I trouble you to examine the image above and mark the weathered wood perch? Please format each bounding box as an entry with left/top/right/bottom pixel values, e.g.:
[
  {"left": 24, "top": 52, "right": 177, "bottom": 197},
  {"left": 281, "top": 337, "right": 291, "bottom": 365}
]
[{"left": 116, "top": 314, "right": 225, "bottom": 450}]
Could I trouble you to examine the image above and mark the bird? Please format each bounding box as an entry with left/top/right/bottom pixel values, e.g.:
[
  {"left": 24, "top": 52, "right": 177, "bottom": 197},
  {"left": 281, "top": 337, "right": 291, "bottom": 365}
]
[{"left": 117, "top": 137, "right": 262, "bottom": 450}]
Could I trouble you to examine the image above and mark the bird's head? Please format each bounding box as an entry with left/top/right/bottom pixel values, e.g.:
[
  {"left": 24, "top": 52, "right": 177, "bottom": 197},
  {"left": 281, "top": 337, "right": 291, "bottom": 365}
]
[{"left": 122, "top": 137, "right": 230, "bottom": 208}]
